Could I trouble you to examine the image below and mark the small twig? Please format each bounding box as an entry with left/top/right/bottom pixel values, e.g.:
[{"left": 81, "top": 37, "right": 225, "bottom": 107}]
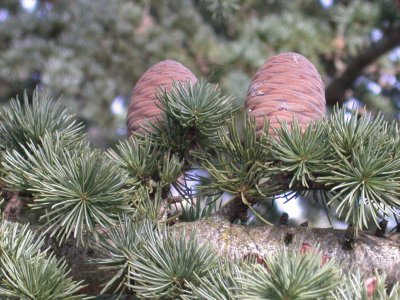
[
  {"left": 241, "top": 192, "right": 272, "bottom": 225},
  {"left": 3, "top": 192, "right": 23, "bottom": 221}
]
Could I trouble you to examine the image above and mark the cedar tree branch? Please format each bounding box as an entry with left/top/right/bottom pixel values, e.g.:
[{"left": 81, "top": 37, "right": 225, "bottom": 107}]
[{"left": 325, "top": 25, "right": 400, "bottom": 105}]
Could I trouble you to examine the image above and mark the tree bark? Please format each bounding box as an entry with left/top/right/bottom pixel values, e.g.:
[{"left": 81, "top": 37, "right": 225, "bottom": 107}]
[
  {"left": 177, "top": 216, "right": 400, "bottom": 284},
  {"left": 325, "top": 25, "right": 400, "bottom": 105},
  {"left": 26, "top": 216, "right": 400, "bottom": 296}
]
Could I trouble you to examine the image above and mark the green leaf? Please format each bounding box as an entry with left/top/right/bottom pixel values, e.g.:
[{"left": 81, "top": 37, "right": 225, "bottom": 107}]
[
  {"left": 143, "top": 81, "right": 235, "bottom": 155},
  {"left": 0, "top": 252, "right": 90, "bottom": 299},
  {"left": 0, "top": 88, "right": 85, "bottom": 155},
  {"left": 198, "top": 114, "right": 279, "bottom": 202},
  {"left": 328, "top": 106, "right": 388, "bottom": 158},
  {"left": 319, "top": 140, "right": 400, "bottom": 232},
  {"left": 182, "top": 259, "right": 244, "bottom": 300},
  {"left": 91, "top": 214, "right": 143, "bottom": 296},
  {"left": 271, "top": 119, "right": 331, "bottom": 189},
  {"left": 4, "top": 134, "right": 133, "bottom": 245},
  {"left": 238, "top": 246, "right": 342, "bottom": 300},
  {"left": 332, "top": 270, "right": 400, "bottom": 300},
  {"left": 201, "top": 0, "right": 240, "bottom": 19},
  {"left": 0, "top": 221, "right": 90, "bottom": 299},
  {"left": 107, "top": 135, "right": 163, "bottom": 189},
  {"left": 0, "top": 221, "right": 44, "bottom": 261},
  {"left": 126, "top": 221, "right": 219, "bottom": 299}
]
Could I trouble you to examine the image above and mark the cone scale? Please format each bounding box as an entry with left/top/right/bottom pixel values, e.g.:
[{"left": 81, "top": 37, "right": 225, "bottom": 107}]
[
  {"left": 246, "top": 52, "right": 326, "bottom": 136},
  {"left": 127, "top": 60, "right": 197, "bottom": 135}
]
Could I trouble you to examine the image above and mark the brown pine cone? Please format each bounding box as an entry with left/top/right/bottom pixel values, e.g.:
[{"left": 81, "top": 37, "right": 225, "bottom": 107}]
[
  {"left": 245, "top": 52, "right": 326, "bottom": 137},
  {"left": 127, "top": 60, "right": 197, "bottom": 136}
]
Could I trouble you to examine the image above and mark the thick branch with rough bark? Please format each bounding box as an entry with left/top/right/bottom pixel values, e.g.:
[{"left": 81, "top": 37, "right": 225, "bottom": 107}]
[
  {"left": 325, "top": 25, "right": 400, "bottom": 105},
  {"left": 43, "top": 216, "right": 400, "bottom": 295},
  {"left": 177, "top": 216, "right": 400, "bottom": 284}
]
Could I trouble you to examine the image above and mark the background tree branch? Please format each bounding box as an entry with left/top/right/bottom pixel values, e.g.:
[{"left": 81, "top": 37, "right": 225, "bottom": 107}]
[{"left": 326, "top": 24, "right": 400, "bottom": 105}]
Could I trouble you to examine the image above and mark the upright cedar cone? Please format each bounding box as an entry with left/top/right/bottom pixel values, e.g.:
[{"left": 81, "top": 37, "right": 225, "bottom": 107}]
[
  {"left": 245, "top": 52, "right": 325, "bottom": 136},
  {"left": 127, "top": 60, "right": 197, "bottom": 135}
]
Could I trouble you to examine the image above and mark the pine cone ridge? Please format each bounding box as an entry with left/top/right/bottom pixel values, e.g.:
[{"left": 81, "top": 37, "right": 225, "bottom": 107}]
[
  {"left": 127, "top": 60, "right": 197, "bottom": 135},
  {"left": 246, "top": 52, "right": 326, "bottom": 136}
]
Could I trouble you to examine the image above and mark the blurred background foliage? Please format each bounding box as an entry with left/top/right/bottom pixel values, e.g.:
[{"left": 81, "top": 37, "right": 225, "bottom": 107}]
[{"left": 0, "top": 0, "right": 399, "bottom": 147}]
